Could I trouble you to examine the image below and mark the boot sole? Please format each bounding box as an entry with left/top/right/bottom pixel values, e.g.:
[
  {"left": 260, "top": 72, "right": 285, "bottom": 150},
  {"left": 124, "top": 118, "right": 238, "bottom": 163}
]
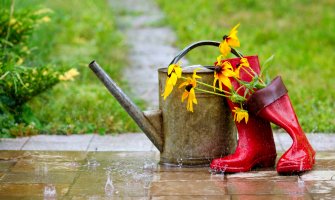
[
  {"left": 277, "top": 159, "right": 314, "bottom": 174},
  {"left": 214, "top": 154, "right": 277, "bottom": 173}
]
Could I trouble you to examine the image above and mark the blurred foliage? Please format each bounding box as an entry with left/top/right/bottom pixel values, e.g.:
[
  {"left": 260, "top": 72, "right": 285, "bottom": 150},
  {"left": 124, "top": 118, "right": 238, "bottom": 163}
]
[
  {"left": 21, "top": 0, "right": 140, "bottom": 136},
  {"left": 0, "top": 0, "right": 64, "bottom": 137}
]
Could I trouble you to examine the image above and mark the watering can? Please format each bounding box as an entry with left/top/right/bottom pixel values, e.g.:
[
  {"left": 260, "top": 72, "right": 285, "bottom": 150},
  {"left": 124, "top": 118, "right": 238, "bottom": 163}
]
[{"left": 89, "top": 41, "right": 237, "bottom": 166}]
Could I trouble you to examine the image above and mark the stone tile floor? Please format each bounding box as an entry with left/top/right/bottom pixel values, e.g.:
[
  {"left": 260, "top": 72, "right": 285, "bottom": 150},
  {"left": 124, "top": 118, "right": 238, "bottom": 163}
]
[{"left": 0, "top": 133, "right": 334, "bottom": 199}]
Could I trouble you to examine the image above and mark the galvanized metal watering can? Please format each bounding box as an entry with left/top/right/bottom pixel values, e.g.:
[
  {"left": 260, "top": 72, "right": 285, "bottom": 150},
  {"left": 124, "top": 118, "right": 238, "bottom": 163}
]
[{"left": 89, "top": 41, "right": 237, "bottom": 166}]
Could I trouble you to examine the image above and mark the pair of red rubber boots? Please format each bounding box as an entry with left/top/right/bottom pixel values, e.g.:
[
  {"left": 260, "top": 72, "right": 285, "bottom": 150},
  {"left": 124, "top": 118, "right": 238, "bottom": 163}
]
[{"left": 210, "top": 56, "right": 315, "bottom": 174}]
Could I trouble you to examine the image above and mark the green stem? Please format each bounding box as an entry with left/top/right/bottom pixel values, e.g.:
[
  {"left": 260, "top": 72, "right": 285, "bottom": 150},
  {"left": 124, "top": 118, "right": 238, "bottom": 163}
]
[
  {"left": 241, "top": 66, "right": 255, "bottom": 79},
  {"left": 195, "top": 88, "right": 230, "bottom": 98},
  {"left": 2, "top": 0, "right": 15, "bottom": 62},
  {"left": 180, "top": 76, "right": 231, "bottom": 95}
]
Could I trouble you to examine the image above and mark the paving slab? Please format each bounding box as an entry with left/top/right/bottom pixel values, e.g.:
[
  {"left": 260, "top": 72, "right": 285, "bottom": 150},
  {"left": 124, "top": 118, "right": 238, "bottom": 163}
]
[
  {"left": 88, "top": 133, "right": 158, "bottom": 151},
  {"left": 21, "top": 135, "right": 93, "bottom": 151},
  {"left": 0, "top": 137, "right": 29, "bottom": 150}
]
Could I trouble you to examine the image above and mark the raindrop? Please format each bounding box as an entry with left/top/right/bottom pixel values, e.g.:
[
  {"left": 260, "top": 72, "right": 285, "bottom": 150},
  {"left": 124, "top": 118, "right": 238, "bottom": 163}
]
[
  {"left": 142, "top": 173, "right": 153, "bottom": 189},
  {"left": 44, "top": 184, "right": 56, "bottom": 199},
  {"left": 177, "top": 157, "right": 183, "bottom": 168},
  {"left": 298, "top": 177, "right": 305, "bottom": 188},
  {"left": 143, "top": 160, "right": 156, "bottom": 171}
]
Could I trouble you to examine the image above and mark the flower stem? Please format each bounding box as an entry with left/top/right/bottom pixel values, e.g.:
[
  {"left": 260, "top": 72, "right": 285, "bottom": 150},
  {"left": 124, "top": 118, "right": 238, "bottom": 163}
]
[
  {"left": 180, "top": 76, "right": 231, "bottom": 95},
  {"left": 194, "top": 88, "right": 230, "bottom": 98},
  {"left": 241, "top": 67, "right": 255, "bottom": 79}
]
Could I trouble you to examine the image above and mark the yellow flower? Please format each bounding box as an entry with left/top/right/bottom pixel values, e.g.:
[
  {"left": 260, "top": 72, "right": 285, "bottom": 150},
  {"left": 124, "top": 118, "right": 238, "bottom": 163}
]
[
  {"left": 59, "top": 68, "right": 80, "bottom": 81},
  {"left": 167, "top": 63, "right": 182, "bottom": 85},
  {"left": 219, "top": 23, "right": 240, "bottom": 57},
  {"left": 40, "top": 16, "right": 51, "bottom": 23},
  {"left": 16, "top": 57, "right": 24, "bottom": 65},
  {"left": 162, "top": 63, "right": 182, "bottom": 100},
  {"left": 9, "top": 18, "right": 17, "bottom": 26},
  {"left": 235, "top": 57, "right": 250, "bottom": 78},
  {"left": 179, "top": 77, "right": 198, "bottom": 112},
  {"left": 232, "top": 107, "right": 249, "bottom": 123},
  {"left": 213, "top": 60, "right": 236, "bottom": 90}
]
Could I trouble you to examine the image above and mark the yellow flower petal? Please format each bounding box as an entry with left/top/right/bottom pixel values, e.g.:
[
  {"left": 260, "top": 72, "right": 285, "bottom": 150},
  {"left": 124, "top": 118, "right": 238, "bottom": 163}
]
[
  {"left": 219, "top": 41, "right": 231, "bottom": 57},
  {"left": 167, "top": 64, "right": 174, "bottom": 75},
  {"left": 181, "top": 91, "right": 188, "bottom": 102},
  {"left": 162, "top": 79, "right": 174, "bottom": 100},
  {"left": 179, "top": 81, "right": 188, "bottom": 89},
  {"left": 227, "top": 23, "right": 240, "bottom": 48},
  {"left": 220, "top": 76, "right": 232, "bottom": 89},
  {"left": 232, "top": 107, "right": 249, "bottom": 123},
  {"left": 169, "top": 73, "right": 178, "bottom": 86},
  {"left": 175, "top": 66, "right": 182, "bottom": 78},
  {"left": 216, "top": 55, "right": 224, "bottom": 65}
]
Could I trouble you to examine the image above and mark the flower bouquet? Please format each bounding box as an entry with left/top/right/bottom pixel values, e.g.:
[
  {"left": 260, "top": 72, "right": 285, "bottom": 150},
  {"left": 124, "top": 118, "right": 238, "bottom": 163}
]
[{"left": 161, "top": 24, "right": 315, "bottom": 174}]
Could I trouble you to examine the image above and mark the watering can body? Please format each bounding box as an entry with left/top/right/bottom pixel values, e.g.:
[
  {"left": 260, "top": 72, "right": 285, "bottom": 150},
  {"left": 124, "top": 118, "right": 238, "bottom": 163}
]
[
  {"left": 89, "top": 41, "right": 238, "bottom": 166},
  {"left": 157, "top": 66, "right": 236, "bottom": 165}
]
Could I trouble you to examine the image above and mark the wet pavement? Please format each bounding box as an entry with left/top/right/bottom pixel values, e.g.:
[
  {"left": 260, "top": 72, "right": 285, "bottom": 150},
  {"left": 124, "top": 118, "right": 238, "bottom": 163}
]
[
  {"left": 0, "top": 133, "right": 334, "bottom": 199},
  {"left": 0, "top": 150, "right": 334, "bottom": 199}
]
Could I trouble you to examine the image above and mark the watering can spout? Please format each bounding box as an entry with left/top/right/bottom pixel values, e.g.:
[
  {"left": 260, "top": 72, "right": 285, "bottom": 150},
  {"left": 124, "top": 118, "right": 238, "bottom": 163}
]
[{"left": 88, "top": 61, "right": 163, "bottom": 152}]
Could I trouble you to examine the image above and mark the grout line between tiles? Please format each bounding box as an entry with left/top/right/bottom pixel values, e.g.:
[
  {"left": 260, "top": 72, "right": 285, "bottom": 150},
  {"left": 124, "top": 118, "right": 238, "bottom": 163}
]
[
  {"left": 85, "top": 134, "right": 96, "bottom": 152},
  {"left": 20, "top": 137, "right": 31, "bottom": 150}
]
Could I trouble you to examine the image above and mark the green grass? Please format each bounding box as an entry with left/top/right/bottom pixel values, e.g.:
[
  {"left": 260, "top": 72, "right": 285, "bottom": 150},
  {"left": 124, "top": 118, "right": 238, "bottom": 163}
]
[
  {"left": 12, "top": 0, "right": 142, "bottom": 135},
  {"left": 156, "top": 0, "right": 335, "bottom": 132}
]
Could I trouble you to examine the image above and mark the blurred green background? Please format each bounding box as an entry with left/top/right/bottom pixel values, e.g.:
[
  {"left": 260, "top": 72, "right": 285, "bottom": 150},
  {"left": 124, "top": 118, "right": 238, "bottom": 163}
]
[{"left": 0, "top": 0, "right": 334, "bottom": 137}]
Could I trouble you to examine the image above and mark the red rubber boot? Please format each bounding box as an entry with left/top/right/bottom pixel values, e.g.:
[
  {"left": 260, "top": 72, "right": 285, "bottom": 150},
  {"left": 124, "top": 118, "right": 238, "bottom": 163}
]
[
  {"left": 210, "top": 56, "right": 277, "bottom": 172},
  {"left": 247, "top": 77, "right": 315, "bottom": 174}
]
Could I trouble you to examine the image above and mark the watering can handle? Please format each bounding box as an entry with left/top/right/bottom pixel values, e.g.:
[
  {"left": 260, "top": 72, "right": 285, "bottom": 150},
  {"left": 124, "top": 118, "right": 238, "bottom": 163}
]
[{"left": 169, "top": 40, "right": 242, "bottom": 65}]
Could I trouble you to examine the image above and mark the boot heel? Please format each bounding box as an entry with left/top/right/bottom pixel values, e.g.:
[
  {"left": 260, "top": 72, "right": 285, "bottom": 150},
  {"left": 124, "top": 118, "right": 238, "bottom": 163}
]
[{"left": 258, "top": 155, "right": 277, "bottom": 168}]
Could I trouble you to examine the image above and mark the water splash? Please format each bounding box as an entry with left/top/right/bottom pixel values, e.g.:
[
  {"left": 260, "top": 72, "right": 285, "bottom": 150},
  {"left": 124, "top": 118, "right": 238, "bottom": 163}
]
[
  {"left": 208, "top": 167, "right": 219, "bottom": 175},
  {"left": 220, "top": 164, "right": 228, "bottom": 174},
  {"left": 104, "top": 159, "right": 155, "bottom": 197},
  {"left": 105, "top": 171, "right": 115, "bottom": 197},
  {"left": 177, "top": 157, "right": 183, "bottom": 167},
  {"left": 298, "top": 177, "right": 305, "bottom": 188},
  {"left": 143, "top": 177, "right": 152, "bottom": 189},
  {"left": 87, "top": 148, "right": 100, "bottom": 168},
  {"left": 208, "top": 164, "right": 227, "bottom": 175},
  {"left": 43, "top": 184, "right": 56, "bottom": 200}
]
